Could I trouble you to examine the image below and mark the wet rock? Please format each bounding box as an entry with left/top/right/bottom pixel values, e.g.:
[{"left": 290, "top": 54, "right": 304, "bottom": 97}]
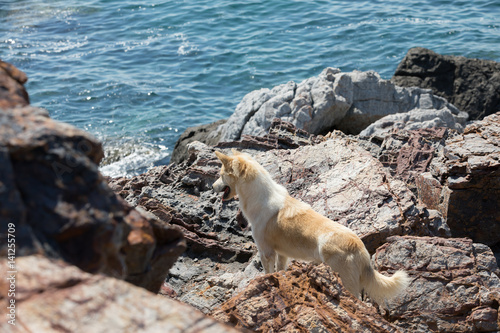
[
  {"left": 415, "top": 112, "right": 500, "bottom": 246},
  {"left": 374, "top": 236, "right": 500, "bottom": 332},
  {"left": 0, "top": 59, "right": 29, "bottom": 108},
  {"left": 212, "top": 261, "right": 401, "bottom": 332},
  {"left": 392, "top": 47, "right": 500, "bottom": 120},
  {"left": 214, "top": 67, "right": 466, "bottom": 142},
  {"left": 0, "top": 256, "right": 242, "bottom": 333}
]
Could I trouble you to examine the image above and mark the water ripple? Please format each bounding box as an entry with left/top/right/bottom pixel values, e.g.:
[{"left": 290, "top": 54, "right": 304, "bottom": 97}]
[{"left": 1, "top": 0, "right": 499, "bottom": 176}]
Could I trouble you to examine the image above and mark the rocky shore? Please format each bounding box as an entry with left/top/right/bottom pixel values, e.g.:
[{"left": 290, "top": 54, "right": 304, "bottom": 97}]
[{"left": 1, "top": 48, "right": 499, "bottom": 332}]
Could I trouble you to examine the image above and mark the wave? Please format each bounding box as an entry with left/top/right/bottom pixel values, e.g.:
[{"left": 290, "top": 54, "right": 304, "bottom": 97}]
[{"left": 99, "top": 138, "right": 170, "bottom": 178}]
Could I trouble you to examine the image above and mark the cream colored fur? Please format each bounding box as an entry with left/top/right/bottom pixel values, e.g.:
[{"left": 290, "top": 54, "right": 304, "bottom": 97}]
[{"left": 213, "top": 150, "right": 410, "bottom": 303}]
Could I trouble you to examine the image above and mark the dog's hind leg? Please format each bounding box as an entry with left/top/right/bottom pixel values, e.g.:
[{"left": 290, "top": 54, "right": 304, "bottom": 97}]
[
  {"left": 276, "top": 254, "right": 288, "bottom": 271},
  {"left": 323, "top": 253, "right": 362, "bottom": 299}
]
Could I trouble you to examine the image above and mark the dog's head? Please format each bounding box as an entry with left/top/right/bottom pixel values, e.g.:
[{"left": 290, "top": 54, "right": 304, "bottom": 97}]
[{"left": 213, "top": 149, "right": 253, "bottom": 201}]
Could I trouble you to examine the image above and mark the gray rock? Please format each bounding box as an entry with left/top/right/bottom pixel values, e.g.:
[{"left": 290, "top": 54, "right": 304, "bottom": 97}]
[
  {"left": 359, "top": 107, "right": 465, "bottom": 140},
  {"left": 254, "top": 133, "right": 443, "bottom": 253},
  {"left": 215, "top": 68, "right": 467, "bottom": 142},
  {"left": 170, "top": 119, "right": 227, "bottom": 165}
]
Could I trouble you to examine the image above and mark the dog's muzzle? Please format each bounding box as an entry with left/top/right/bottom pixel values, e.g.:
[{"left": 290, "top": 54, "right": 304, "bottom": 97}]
[{"left": 213, "top": 178, "right": 231, "bottom": 201}]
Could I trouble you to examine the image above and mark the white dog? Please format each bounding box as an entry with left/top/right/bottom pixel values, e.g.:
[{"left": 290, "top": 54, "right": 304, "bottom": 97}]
[{"left": 213, "top": 149, "right": 409, "bottom": 303}]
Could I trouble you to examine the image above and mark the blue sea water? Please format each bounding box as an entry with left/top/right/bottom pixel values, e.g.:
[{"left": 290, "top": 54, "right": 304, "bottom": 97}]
[{"left": 1, "top": 0, "right": 499, "bottom": 177}]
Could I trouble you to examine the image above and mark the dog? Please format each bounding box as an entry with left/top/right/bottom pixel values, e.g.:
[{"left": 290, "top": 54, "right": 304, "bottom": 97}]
[{"left": 213, "top": 149, "right": 409, "bottom": 303}]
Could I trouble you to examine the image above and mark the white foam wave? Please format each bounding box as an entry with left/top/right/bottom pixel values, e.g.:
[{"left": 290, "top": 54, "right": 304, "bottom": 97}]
[{"left": 99, "top": 143, "right": 170, "bottom": 178}]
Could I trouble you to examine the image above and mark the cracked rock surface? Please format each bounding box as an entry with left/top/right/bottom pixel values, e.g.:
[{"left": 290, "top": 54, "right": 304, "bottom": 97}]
[
  {"left": 416, "top": 112, "right": 500, "bottom": 247},
  {"left": 374, "top": 236, "right": 500, "bottom": 332}
]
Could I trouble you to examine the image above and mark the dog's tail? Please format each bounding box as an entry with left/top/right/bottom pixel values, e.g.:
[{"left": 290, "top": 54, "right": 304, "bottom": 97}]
[{"left": 361, "top": 267, "right": 410, "bottom": 304}]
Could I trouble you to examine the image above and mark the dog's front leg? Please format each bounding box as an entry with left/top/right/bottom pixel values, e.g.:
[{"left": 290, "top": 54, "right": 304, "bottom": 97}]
[
  {"left": 276, "top": 254, "right": 288, "bottom": 271},
  {"left": 258, "top": 245, "right": 277, "bottom": 274}
]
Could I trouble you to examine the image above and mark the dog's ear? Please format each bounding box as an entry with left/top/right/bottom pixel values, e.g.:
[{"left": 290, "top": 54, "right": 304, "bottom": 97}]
[
  {"left": 215, "top": 151, "right": 233, "bottom": 169},
  {"left": 231, "top": 148, "right": 242, "bottom": 156}
]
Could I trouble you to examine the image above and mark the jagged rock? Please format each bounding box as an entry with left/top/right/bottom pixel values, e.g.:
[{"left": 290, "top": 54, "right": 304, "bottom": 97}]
[
  {"left": 0, "top": 59, "right": 29, "bottom": 108},
  {"left": 0, "top": 61, "right": 186, "bottom": 294},
  {"left": 215, "top": 118, "right": 327, "bottom": 151},
  {"left": 358, "top": 127, "right": 450, "bottom": 193},
  {"left": 212, "top": 261, "right": 401, "bottom": 332},
  {"left": 392, "top": 47, "right": 500, "bottom": 120},
  {"left": 374, "top": 236, "right": 500, "bottom": 332},
  {"left": 0, "top": 105, "right": 185, "bottom": 292},
  {"left": 416, "top": 112, "right": 500, "bottom": 246},
  {"left": 0, "top": 256, "right": 243, "bottom": 333},
  {"left": 170, "top": 118, "right": 322, "bottom": 165},
  {"left": 108, "top": 146, "right": 257, "bottom": 313},
  {"left": 214, "top": 67, "right": 466, "bottom": 142},
  {"left": 170, "top": 119, "right": 227, "bottom": 165}
]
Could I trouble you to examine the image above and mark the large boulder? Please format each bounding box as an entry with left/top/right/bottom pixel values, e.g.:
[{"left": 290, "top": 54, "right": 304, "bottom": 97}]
[
  {"left": 416, "top": 112, "right": 500, "bottom": 247},
  {"left": 254, "top": 133, "right": 447, "bottom": 252},
  {"left": 0, "top": 61, "right": 187, "bottom": 292},
  {"left": 212, "top": 262, "right": 401, "bottom": 332},
  {"left": 0, "top": 256, "right": 242, "bottom": 333},
  {"left": 391, "top": 47, "right": 500, "bottom": 120},
  {"left": 374, "top": 236, "right": 500, "bottom": 332},
  {"left": 0, "top": 104, "right": 186, "bottom": 292},
  {"left": 214, "top": 68, "right": 466, "bottom": 142}
]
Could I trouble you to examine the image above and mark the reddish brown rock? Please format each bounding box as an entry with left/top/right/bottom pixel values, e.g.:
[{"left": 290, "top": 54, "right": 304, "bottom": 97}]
[
  {"left": 0, "top": 59, "right": 29, "bottom": 109},
  {"left": 212, "top": 261, "right": 401, "bottom": 332},
  {"left": 0, "top": 256, "right": 243, "bottom": 333},
  {"left": 360, "top": 127, "right": 449, "bottom": 193},
  {"left": 374, "top": 236, "right": 500, "bottom": 332},
  {"left": 416, "top": 112, "right": 500, "bottom": 246},
  {"left": 0, "top": 60, "right": 186, "bottom": 293}
]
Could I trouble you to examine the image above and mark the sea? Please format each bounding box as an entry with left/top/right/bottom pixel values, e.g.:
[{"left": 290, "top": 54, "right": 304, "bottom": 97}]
[{"left": 2, "top": 0, "right": 499, "bottom": 177}]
